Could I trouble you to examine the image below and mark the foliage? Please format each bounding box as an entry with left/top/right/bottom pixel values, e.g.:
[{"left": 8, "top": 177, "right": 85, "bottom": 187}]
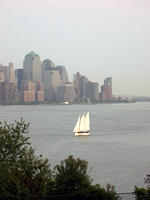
[
  {"left": 53, "top": 155, "right": 119, "bottom": 200},
  {"left": 0, "top": 118, "right": 30, "bottom": 164},
  {"left": 134, "top": 186, "right": 150, "bottom": 200},
  {"left": 80, "top": 184, "right": 119, "bottom": 200},
  {"left": 0, "top": 119, "right": 52, "bottom": 200},
  {"left": 0, "top": 119, "right": 118, "bottom": 200},
  {"left": 53, "top": 155, "right": 91, "bottom": 194}
]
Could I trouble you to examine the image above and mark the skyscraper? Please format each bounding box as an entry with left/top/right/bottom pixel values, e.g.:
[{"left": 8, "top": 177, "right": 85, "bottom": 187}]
[
  {"left": 100, "top": 77, "right": 112, "bottom": 101},
  {"left": 8, "top": 63, "right": 17, "bottom": 83},
  {"left": 15, "top": 69, "right": 24, "bottom": 90},
  {"left": 42, "top": 59, "right": 68, "bottom": 101},
  {"left": 0, "top": 65, "right": 9, "bottom": 80},
  {"left": 56, "top": 65, "right": 68, "bottom": 84},
  {"left": 56, "top": 83, "right": 75, "bottom": 103},
  {"left": 85, "top": 81, "right": 99, "bottom": 102},
  {"left": 23, "top": 51, "right": 41, "bottom": 82}
]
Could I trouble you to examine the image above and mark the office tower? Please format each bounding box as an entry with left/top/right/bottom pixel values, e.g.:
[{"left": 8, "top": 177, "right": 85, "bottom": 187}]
[
  {"left": 35, "top": 81, "right": 45, "bottom": 102},
  {"left": 73, "top": 72, "right": 88, "bottom": 100},
  {"left": 104, "top": 77, "right": 112, "bottom": 88},
  {"left": 0, "top": 72, "right": 5, "bottom": 82},
  {"left": 43, "top": 69, "right": 61, "bottom": 101},
  {"left": 20, "top": 81, "right": 35, "bottom": 103},
  {"left": 73, "top": 72, "right": 81, "bottom": 98},
  {"left": 0, "top": 81, "right": 18, "bottom": 103},
  {"left": 79, "top": 76, "right": 88, "bottom": 99},
  {"left": 56, "top": 83, "right": 75, "bottom": 103},
  {"left": 42, "top": 59, "right": 68, "bottom": 101},
  {"left": 42, "top": 59, "right": 55, "bottom": 81},
  {"left": 8, "top": 63, "right": 17, "bottom": 83},
  {"left": 15, "top": 69, "right": 24, "bottom": 90},
  {"left": 23, "top": 51, "right": 41, "bottom": 82},
  {"left": 0, "top": 65, "right": 9, "bottom": 80},
  {"left": 85, "top": 81, "right": 99, "bottom": 101},
  {"left": 56, "top": 65, "right": 68, "bottom": 84},
  {"left": 100, "top": 77, "right": 112, "bottom": 101}
]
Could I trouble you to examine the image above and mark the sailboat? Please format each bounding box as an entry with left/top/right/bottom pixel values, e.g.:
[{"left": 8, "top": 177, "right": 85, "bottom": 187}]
[{"left": 73, "top": 112, "right": 90, "bottom": 136}]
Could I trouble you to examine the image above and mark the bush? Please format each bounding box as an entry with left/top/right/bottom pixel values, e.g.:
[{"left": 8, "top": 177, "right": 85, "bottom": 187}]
[{"left": 134, "top": 186, "right": 150, "bottom": 200}]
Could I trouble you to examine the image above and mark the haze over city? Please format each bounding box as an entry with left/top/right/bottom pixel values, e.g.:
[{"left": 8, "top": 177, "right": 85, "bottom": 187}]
[{"left": 0, "top": 0, "right": 150, "bottom": 96}]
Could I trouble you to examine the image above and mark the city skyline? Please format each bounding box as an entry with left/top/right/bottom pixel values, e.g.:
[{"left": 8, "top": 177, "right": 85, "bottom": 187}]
[{"left": 0, "top": 0, "right": 150, "bottom": 96}]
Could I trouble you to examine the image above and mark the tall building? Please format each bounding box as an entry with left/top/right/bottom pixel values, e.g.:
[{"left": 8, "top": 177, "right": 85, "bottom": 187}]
[
  {"left": 23, "top": 51, "right": 41, "bottom": 82},
  {"left": 42, "top": 59, "right": 55, "bottom": 81},
  {"left": 56, "top": 83, "right": 75, "bottom": 103},
  {"left": 43, "top": 69, "right": 61, "bottom": 101},
  {"left": 0, "top": 81, "right": 19, "bottom": 104},
  {"left": 85, "top": 81, "right": 99, "bottom": 102},
  {"left": 8, "top": 63, "right": 17, "bottom": 83},
  {"left": 0, "top": 72, "right": 5, "bottom": 82},
  {"left": 73, "top": 72, "right": 81, "bottom": 98},
  {"left": 56, "top": 65, "right": 68, "bottom": 84},
  {"left": 73, "top": 72, "right": 88, "bottom": 100},
  {"left": 42, "top": 59, "right": 68, "bottom": 101},
  {"left": 20, "top": 81, "right": 35, "bottom": 103},
  {"left": 35, "top": 81, "right": 45, "bottom": 102},
  {"left": 15, "top": 69, "right": 24, "bottom": 90},
  {"left": 100, "top": 77, "right": 112, "bottom": 101},
  {"left": 0, "top": 65, "right": 9, "bottom": 80}
]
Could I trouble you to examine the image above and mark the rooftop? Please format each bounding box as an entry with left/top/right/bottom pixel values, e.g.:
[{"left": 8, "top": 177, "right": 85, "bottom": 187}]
[{"left": 26, "top": 51, "right": 39, "bottom": 57}]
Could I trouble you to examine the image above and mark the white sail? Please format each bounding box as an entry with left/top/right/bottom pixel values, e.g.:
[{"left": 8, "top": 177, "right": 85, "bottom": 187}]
[
  {"left": 79, "top": 114, "right": 85, "bottom": 132},
  {"left": 85, "top": 112, "right": 90, "bottom": 131},
  {"left": 73, "top": 112, "right": 90, "bottom": 136},
  {"left": 73, "top": 115, "right": 81, "bottom": 133}
]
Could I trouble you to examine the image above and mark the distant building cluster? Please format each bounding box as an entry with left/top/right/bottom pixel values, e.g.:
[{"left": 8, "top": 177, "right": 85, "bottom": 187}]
[{"left": 0, "top": 51, "right": 131, "bottom": 104}]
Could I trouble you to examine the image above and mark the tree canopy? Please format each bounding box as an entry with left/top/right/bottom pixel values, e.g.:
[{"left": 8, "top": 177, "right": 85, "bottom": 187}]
[{"left": 0, "top": 119, "right": 118, "bottom": 200}]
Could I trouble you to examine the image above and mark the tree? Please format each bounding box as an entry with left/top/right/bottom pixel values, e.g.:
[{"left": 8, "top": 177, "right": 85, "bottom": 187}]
[
  {"left": 53, "top": 155, "right": 119, "bottom": 200},
  {"left": 53, "top": 155, "right": 91, "bottom": 194},
  {"left": 0, "top": 119, "right": 52, "bottom": 200},
  {"left": 0, "top": 119, "right": 118, "bottom": 200}
]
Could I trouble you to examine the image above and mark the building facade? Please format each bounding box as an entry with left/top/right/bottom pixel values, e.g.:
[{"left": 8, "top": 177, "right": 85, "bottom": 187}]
[
  {"left": 23, "top": 51, "right": 42, "bottom": 82},
  {"left": 56, "top": 83, "right": 75, "bottom": 103},
  {"left": 85, "top": 81, "right": 99, "bottom": 102},
  {"left": 100, "top": 77, "right": 112, "bottom": 101}
]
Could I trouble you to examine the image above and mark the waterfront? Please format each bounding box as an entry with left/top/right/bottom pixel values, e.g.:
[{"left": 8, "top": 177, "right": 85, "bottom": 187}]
[{"left": 0, "top": 102, "right": 150, "bottom": 192}]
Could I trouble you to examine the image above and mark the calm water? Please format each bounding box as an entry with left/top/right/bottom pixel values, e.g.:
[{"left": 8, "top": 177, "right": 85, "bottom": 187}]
[{"left": 0, "top": 102, "right": 150, "bottom": 192}]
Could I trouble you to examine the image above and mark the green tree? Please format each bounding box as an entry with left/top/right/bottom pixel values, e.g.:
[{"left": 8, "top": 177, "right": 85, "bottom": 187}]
[
  {"left": 53, "top": 155, "right": 91, "bottom": 194},
  {"left": 0, "top": 119, "right": 52, "bottom": 200},
  {"left": 53, "top": 155, "right": 119, "bottom": 200},
  {"left": 0, "top": 119, "right": 118, "bottom": 200}
]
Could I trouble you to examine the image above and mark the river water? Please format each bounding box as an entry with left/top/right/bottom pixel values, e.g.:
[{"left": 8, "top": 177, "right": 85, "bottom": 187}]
[{"left": 0, "top": 102, "right": 150, "bottom": 192}]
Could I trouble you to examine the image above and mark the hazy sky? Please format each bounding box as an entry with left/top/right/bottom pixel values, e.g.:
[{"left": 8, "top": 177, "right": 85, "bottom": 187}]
[{"left": 0, "top": 0, "right": 150, "bottom": 96}]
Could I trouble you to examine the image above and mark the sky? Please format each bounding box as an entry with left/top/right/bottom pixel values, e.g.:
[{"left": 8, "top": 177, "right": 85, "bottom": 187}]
[{"left": 0, "top": 0, "right": 150, "bottom": 96}]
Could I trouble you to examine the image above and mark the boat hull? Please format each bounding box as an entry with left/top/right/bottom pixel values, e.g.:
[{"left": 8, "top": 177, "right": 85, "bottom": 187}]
[{"left": 74, "top": 132, "right": 90, "bottom": 136}]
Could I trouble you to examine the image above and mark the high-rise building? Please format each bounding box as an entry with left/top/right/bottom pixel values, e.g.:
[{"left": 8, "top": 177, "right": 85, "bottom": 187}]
[
  {"left": 42, "top": 59, "right": 55, "bottom": 81},
  {"left": 73, "top": 72, "right": 81, "bottom": 98},
  {"left": 35, "top": 81, "right": 45, "bottom": 102},
  {"left": 100, "top": 77, "right": 112, "bottom": 101},
  {"left": 73, "top": 72, "right": 89, "bottom": 100},
  {"left": 42, "top": 59, "right": 68, "bottom": 101},
  {"left": 56, "top": 83, "right": 75, "bottom": 103},
  {"left": 43, "top": 69, "right": 61, "bottom": 101},
  {"left": 20, "top": 81, "right": 35, "bottom": 103},
  {"left": 23, "top": 51, "right": 41, "bottom": 82},
  {"left": 0, "top": 65, "right": 9, "bottom": 80},
  {"left": 0, "top": 81, "right": 19, "bottom": 103},
  {"left": 15, "top": 69, "right": 24, "bottom": 90},
  {"left": 0, "top": 72, "right": 5, "bottom": 82},
  {"left": 56, "top": 65, "right": 68, "bottom": 84},
  {"left": 8, "top": 63, "right": 17, "bottom": 83},
  {"left": 85, "top": 81, "right": 99, "bottom": 101}
]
